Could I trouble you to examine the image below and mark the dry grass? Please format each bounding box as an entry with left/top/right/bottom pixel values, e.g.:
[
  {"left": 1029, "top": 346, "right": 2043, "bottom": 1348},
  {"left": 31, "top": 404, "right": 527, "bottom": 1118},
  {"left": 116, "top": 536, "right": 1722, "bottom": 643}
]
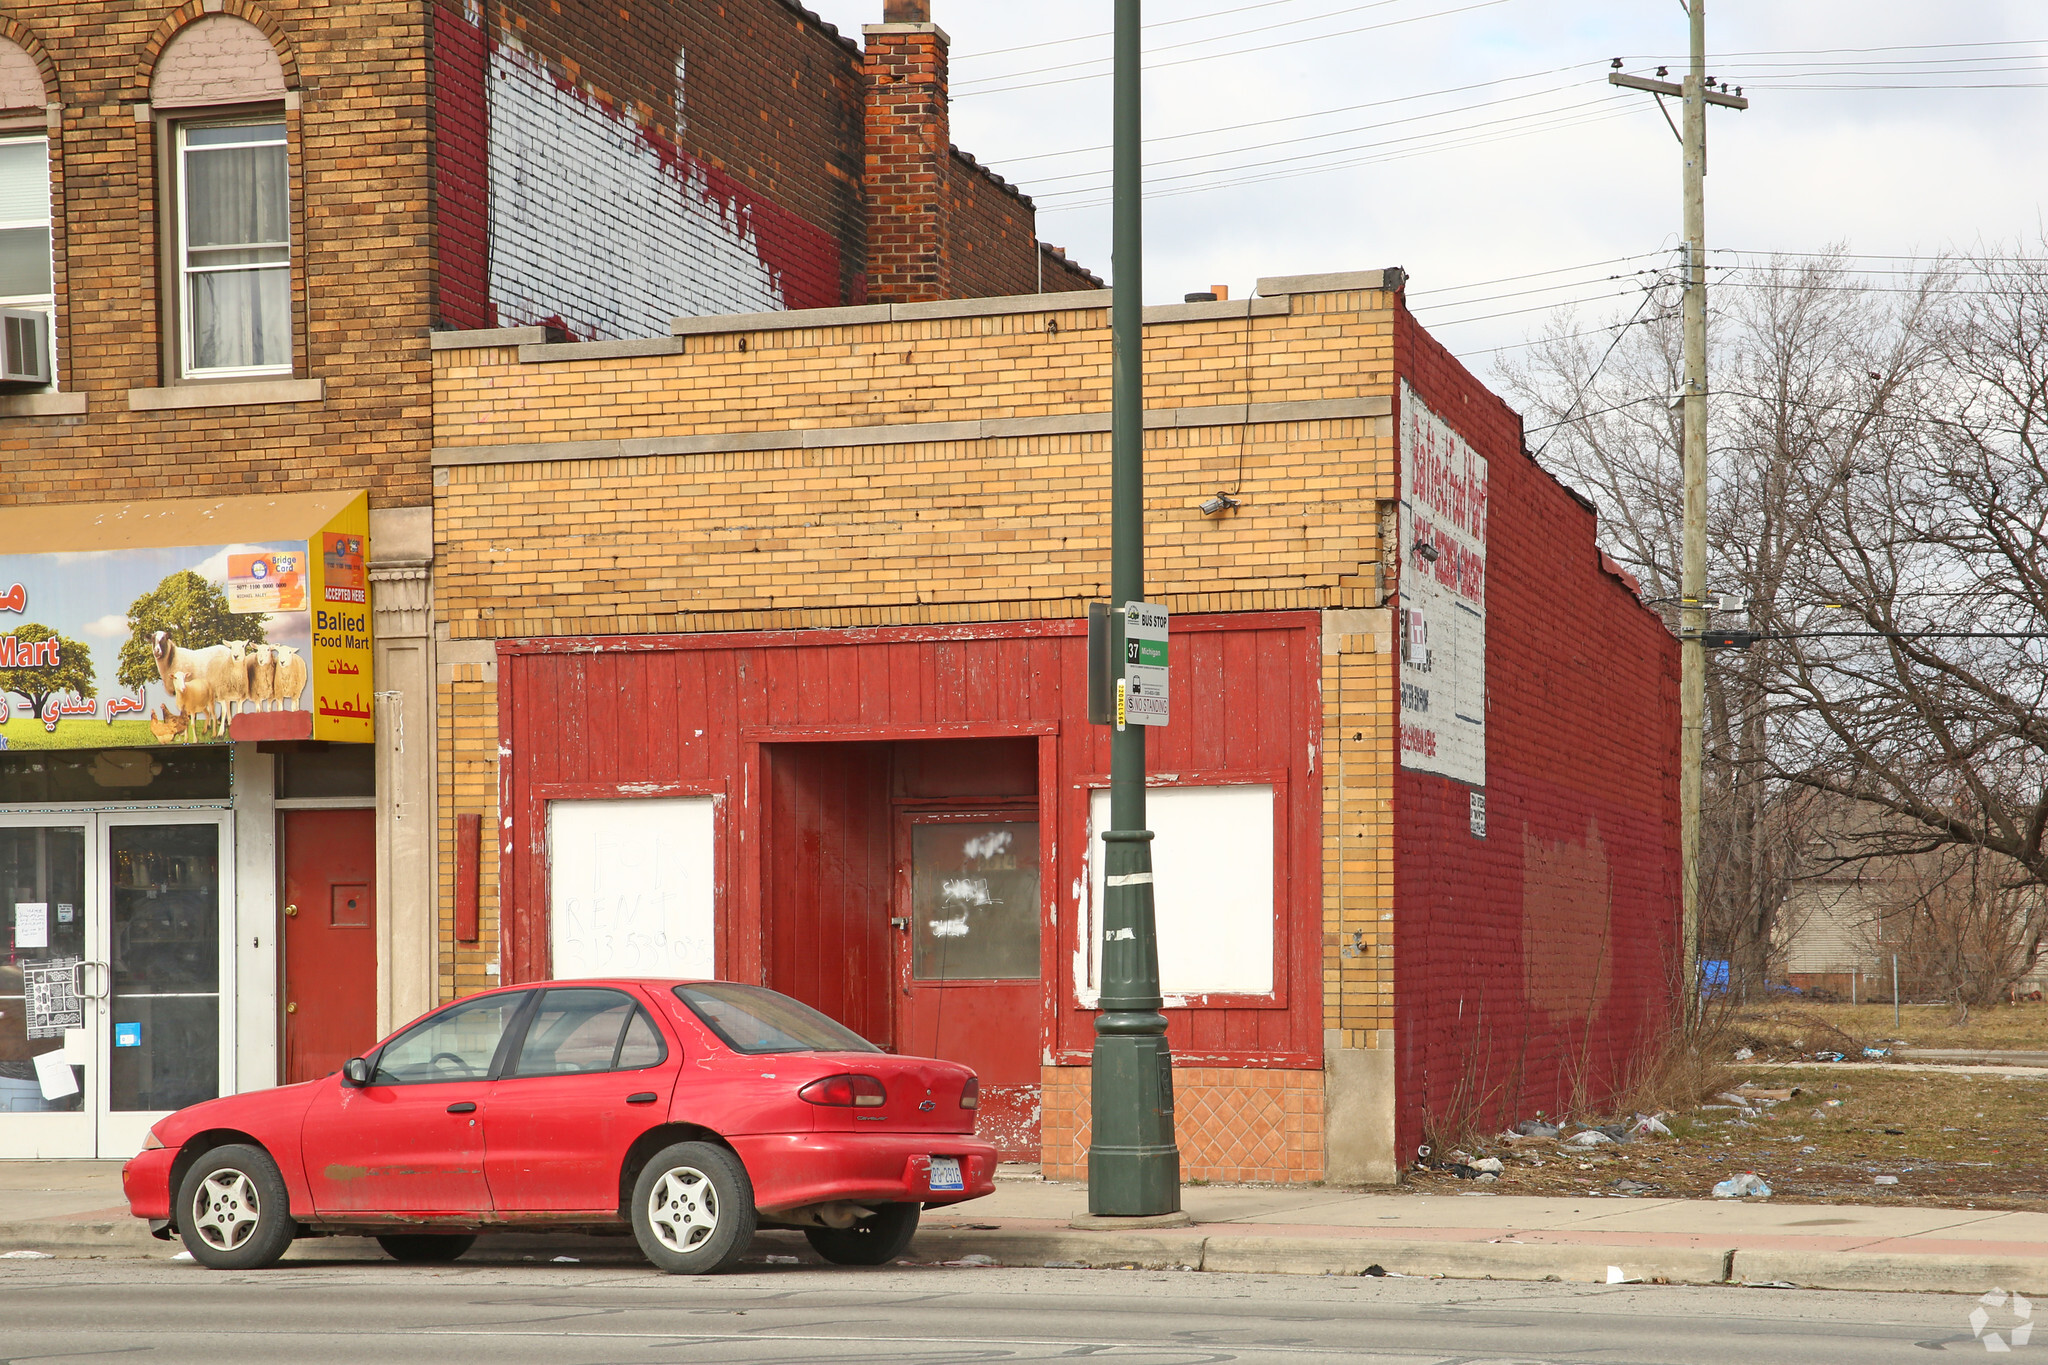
[
  {"left": 1406, "top": 1064, "right": 2048, "bottom": 1208},
  {"left": 1729, "top": 1000, "right": 2048, "bottom": 1057}
]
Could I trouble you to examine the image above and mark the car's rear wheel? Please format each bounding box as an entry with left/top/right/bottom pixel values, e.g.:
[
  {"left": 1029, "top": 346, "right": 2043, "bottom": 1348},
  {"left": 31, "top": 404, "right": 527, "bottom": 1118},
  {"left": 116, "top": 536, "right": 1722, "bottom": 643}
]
[
  {"left": 176, "top": 1144, "right": 296, "bottom": 1270},
  {"left": 376, "top": 1234, "right": 477, "bottom": 1263},
  {"left": 803, "top": 1202, "right": 920, "bottom": 1266},
  {"left": 630, "top": 1141, "right": 756, "bottom": 1274}
]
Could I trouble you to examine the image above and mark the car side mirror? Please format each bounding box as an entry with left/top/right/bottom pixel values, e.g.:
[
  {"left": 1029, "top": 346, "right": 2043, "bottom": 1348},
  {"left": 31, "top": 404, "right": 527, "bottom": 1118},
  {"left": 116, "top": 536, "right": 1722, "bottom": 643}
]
[{"left": 341, "top": 1057, "right": 373, "bottom": 1088}]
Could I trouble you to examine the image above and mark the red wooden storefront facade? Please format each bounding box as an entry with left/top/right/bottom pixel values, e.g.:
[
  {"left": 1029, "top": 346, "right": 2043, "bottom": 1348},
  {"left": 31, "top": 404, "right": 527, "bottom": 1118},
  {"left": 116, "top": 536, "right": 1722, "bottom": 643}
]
[{"left": 494, "top": 614, "right": 1324, "bottom": 1160}]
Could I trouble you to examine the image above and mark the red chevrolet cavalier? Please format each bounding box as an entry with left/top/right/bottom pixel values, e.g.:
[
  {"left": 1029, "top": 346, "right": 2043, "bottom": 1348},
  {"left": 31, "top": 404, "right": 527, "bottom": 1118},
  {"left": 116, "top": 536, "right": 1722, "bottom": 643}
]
[{"left": 121, "top": 980, "right": 996, "bottom": 1273}]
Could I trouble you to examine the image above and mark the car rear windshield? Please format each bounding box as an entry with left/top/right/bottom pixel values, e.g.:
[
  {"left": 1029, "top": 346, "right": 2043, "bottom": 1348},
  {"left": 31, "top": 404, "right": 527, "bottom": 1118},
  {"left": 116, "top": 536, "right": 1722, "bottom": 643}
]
[{"left": 672, "top": 983, "right": 880, "bottom": 1055}]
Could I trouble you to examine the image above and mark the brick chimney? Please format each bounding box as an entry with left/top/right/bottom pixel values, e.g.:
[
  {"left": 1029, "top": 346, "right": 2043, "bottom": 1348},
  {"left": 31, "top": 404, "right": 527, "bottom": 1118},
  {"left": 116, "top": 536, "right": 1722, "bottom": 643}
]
[{"left": 863, "top": 4, "right": 950, "bottom": 302}]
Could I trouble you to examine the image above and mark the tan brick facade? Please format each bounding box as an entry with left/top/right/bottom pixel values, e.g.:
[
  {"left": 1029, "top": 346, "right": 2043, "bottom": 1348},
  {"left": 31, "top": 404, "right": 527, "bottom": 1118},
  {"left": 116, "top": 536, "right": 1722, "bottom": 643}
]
[{"left": 430, "top": 278, "right": 1407, "bottom": 1180}]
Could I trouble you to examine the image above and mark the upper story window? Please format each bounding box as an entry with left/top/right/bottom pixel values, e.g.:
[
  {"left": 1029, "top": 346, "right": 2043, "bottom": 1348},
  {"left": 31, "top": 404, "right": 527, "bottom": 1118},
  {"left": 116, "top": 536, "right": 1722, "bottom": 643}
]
[
  {"left": 177, "top": 120, "right": 289, "bottom": 376},
  {"left": 150, "top": 16, "right": 292, "bottom": 382}
]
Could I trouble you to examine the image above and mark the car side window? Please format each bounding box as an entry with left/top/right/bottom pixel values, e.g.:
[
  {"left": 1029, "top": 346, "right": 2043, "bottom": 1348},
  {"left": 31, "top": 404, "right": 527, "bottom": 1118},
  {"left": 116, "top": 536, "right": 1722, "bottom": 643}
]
[
  {"left": 506, "top": 988, "right": 668, "bottom": 1078},
  {"left": 372, "top": 992, "right": 524, "bottom": 1085}
]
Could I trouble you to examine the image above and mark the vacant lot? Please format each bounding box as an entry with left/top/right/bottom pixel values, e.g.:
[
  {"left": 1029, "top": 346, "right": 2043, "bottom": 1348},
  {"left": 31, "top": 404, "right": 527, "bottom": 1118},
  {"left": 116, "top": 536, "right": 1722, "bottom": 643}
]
[
  {"left": 1726, "top": 999, "right": 2048, "bottom": 1056},
  {"left": 1407, "top": 1064, "right": 2048, "bottom": 1208}
]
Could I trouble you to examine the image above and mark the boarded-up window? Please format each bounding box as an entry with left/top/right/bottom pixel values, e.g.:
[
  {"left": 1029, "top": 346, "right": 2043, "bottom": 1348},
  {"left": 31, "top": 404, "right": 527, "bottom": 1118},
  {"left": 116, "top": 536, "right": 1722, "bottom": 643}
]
[
  {"left": 150, "top": 18, "right": 285, "bottom": 109},
  {"left": 547, "top": 797, "right": 716, "bottom": 979},
  {"left": 0, "top": 41, "right": 44, "bottom": 112},
  {"left": 1084, "top": 785, "right": 1276, "bottom": 1000}
]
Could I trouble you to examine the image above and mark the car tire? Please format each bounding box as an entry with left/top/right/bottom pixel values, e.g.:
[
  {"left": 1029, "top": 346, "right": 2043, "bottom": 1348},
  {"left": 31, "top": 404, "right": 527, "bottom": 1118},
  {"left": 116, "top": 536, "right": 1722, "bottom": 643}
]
[
  {"left": 630, "top": 1141, "right": 757, "bottom": 1275},
  {"left": 803, "top": 1202, "right": 920, "bottom": 1266},
  {"left": 376, "top": 1234, "right": 477, "bottom": 1263},
  {"left": 175, "top": 1143, "right": 296, "bottom": 1270}
]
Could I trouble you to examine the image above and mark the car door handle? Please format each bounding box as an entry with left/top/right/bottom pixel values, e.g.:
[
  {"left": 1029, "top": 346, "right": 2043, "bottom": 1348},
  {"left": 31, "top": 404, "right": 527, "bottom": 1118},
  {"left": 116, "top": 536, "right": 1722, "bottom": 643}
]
[
  {"left": 447, "top": 1101, "right": 477, "bottom": 1114},
  {"left": 626, "top": 1092, "right": 658, "bottom": 1105}
]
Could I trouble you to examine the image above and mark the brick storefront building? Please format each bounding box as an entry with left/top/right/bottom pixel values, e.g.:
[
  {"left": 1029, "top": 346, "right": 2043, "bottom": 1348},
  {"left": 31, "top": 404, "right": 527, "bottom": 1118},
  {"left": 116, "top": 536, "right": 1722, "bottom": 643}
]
[
  {"left": 0, "top": 0, "right": 1091, "bottom": 1158},
  {"left": 428, "top": 272, "right": 1682, "bottom": 1181}
]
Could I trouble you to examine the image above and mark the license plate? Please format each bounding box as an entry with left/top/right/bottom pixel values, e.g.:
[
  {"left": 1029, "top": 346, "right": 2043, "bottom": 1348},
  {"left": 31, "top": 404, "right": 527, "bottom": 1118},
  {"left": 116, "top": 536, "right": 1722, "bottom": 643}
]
[{"left": 928, "top": 1156, "right": 964, "bottom": 1192}]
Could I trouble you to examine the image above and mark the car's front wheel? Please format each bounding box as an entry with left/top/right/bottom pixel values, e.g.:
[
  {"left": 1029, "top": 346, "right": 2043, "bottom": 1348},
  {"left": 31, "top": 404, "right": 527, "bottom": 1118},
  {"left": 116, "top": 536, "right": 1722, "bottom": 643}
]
[
  {"left": 630, "top": 1141, "right": 757, "bottom": 1274},
  {"left": 176, "top": 1144, "right": 296, "bottom": 1270},
  {"left": 803, "top": 1202, "right": 920, "bottom": 1266},
  {"left": 376, "top": 1234, "right": 477, "bottom": 1263}
]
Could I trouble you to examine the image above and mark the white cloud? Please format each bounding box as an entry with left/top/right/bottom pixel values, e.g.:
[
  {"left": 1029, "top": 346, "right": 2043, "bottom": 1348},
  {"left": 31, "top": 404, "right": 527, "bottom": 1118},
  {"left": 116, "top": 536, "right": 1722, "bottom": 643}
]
[{"left": 80, "top": 613, "right": 129, "bottom": 639}]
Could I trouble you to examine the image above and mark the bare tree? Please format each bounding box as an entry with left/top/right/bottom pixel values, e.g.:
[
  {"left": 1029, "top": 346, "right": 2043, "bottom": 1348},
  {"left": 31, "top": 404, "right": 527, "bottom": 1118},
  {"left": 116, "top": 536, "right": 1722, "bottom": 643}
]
[
  {"left": 1852, "top": 845, "right": 2044, "bottom": 1017},
  {"left": 1765, "top": 244, "right": 2048, "bottom": 908},
  {"left": 1506, "top": 242, "right": 2048, "bottom": 997}
]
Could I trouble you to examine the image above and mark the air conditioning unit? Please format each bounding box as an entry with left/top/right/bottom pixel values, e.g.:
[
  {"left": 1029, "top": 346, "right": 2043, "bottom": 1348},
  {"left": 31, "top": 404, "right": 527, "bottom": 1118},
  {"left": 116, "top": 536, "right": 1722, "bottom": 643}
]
[{"left": 0, "top": 309, "right": 51, "bottom": 387}]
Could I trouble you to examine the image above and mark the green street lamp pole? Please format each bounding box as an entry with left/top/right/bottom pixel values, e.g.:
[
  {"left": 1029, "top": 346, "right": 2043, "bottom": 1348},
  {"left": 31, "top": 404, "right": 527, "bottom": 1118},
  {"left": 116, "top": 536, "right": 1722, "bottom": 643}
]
[{"left": 1088, "top": 0, "right": 1181, "bottom": 1217}]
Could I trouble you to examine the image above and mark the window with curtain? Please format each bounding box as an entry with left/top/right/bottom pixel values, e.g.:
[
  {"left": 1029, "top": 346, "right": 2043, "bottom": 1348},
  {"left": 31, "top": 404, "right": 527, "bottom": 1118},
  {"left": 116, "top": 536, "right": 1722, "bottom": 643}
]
[
  {"left": 178, "top": 120, "right": 289, "bottom": 377},
  {"left": 0, "top": 135, "right": 53, "bottom": 381}
]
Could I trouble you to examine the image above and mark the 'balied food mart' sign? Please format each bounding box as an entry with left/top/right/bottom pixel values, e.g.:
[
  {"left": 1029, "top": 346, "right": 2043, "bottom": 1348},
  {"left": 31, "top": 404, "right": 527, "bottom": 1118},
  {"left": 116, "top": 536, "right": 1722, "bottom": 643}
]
[{"left": 0, "top": 490, "right": 372, "bottom": 748}]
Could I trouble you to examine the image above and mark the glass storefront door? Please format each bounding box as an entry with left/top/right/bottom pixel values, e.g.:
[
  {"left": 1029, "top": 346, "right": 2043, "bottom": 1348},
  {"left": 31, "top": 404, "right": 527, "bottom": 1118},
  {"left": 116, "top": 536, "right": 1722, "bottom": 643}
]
[{"left": 0, "top": 813, "right": 233, "bottom": 1158}]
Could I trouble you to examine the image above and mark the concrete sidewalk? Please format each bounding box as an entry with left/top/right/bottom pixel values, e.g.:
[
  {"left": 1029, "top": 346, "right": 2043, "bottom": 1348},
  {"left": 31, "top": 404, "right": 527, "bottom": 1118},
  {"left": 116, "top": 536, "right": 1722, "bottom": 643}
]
[{"left": 3, "top": 1160, "right": 2039, "bottom": 1295}]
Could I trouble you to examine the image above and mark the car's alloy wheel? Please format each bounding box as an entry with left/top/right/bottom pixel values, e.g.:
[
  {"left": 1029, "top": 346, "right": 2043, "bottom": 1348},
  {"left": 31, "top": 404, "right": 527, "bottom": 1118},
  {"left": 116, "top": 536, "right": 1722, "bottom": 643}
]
[
  {"left": 630, "top": 1140, "right": 756, "bottom": 1274},
  {"left": 175, "top": 1143, "right": 296, "bottom": 1270},
  {"left": 804, "top": 1201, "right": 921, "bottom": 1266}
]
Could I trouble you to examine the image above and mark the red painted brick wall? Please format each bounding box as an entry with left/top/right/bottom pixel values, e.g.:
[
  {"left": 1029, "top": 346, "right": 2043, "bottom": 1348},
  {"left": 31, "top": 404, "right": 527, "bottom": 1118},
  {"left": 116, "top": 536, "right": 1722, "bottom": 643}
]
[
  {"left": 431, "top": 1, "right": 490, "bottom": 330},
  {"left": 1391, "top": 301, "right": 1682, "bottom": 1162}
]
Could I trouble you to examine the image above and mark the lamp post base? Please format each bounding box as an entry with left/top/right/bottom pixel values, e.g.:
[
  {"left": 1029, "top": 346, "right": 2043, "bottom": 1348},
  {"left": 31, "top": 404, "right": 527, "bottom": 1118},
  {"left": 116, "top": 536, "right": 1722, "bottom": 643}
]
[{"left": 1086, "top": 1027, "right": 1181, "bottom": 1216}]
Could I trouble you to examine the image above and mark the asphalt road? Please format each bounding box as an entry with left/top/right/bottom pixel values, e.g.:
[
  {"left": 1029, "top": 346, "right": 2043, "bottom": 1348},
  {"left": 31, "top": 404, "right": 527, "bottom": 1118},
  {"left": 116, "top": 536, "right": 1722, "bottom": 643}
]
[{"left": 0, "top": 1247, "right": 2009, "bottom": 1364}]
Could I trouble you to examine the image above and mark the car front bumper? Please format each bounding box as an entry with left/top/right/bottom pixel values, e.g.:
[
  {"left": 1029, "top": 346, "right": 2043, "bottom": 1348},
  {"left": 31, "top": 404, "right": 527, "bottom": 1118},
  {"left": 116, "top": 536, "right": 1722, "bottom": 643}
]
[
  {"left": 733, "top": 1132, "right": 998, "bottom": 1217},
  {"left": 122, "top": 1147, "right": 175, "bottom": 1226}
]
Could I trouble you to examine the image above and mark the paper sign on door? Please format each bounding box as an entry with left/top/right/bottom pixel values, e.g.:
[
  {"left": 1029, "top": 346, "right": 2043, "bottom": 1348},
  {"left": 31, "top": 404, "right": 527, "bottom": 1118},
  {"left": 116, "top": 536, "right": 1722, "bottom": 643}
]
[
  {"left": 32, "top": 1049, "right": 78, "bottom": 1101},
  {"left": 13, "top": 901, "right": 46, "bottom": 949}
]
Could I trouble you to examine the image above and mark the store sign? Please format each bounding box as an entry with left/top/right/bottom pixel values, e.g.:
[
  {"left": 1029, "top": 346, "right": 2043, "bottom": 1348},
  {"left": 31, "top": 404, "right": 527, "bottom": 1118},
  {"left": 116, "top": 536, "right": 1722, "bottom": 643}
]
[
  {"left": 1398, "top": 381, "right": 1487, "bottom": 787},
  {"left": 0, "top": 493, "right": 371, "bottom": 748}
]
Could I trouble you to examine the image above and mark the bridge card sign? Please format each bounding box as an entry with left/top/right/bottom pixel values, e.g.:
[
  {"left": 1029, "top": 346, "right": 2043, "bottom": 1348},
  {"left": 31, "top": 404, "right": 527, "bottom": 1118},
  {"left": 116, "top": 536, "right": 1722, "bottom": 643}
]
[
  {"left": 1397, "top": 382, "right": 1487, "bottom": 788},
  {"left": 0, "top": 491, "right": 372, "bottom": 748}
]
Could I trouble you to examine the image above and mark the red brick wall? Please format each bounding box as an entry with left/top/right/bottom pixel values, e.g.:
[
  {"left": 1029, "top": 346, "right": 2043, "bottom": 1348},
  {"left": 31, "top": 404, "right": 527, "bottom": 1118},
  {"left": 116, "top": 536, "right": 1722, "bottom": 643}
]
[
  {"left": 862, "top": 22, "right": 948, "bottom": 302},
  {"left": 431, "top": 1, "right": 490, "bottom": 330},
  {"left": 1391, "top": 301, "right": 1682, "bottom": 1162}
]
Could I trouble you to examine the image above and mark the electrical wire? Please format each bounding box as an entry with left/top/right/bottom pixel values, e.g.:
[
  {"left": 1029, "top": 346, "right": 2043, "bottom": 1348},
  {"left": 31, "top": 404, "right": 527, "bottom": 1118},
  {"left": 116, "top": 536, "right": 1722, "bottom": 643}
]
[
  {"left": 953, "top": 0, "right": 1341, "bottom": 62},
  {"left": 1532, "top": 283, "right": 1674, "bottom": 459},
  {"left": 1024, "top": 89, "right": 1616, "bottom": 189},
  {"left": 1036, "top": 101, "right": 1641, "bottom": 210},
  {"left": 996, "top": 62, "right": 1606, "bottom": 165},
  {"left": 955, "top": 0, "right": 1515, "bottom": 98},
  {"left": 957, "top": 0, "right": 1420, "bottom": 84}
]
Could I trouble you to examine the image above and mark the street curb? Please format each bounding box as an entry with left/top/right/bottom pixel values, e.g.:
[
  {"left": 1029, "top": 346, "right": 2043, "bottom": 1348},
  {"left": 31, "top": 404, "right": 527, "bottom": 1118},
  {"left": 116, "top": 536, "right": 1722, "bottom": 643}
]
[
  {"left": 2, "top": 1216, "right": 2036, "bottom": 1294},
  {"left": 1731, "top": 1249, "right": 2048, "bottom": 1296}
]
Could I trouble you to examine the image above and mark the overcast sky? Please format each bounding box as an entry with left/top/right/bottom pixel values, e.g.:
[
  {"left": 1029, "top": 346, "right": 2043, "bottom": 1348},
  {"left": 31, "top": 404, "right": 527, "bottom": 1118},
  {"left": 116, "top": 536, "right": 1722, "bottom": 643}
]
[{"left": 801, "top": 0, "right": 2048, "bottom": 373}]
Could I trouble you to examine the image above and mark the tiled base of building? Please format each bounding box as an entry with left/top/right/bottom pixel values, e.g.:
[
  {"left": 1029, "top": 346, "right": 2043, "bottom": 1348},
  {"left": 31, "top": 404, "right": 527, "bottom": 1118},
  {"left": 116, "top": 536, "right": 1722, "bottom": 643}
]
[{"left": 1038, "top": 1065, "right": 1326, "bottom": 1183}]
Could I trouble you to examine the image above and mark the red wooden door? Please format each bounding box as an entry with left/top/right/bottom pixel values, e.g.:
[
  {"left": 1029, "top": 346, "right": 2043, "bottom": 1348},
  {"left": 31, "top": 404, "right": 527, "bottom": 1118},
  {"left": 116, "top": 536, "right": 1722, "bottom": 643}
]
[
  {"left": 894, "top": 811, "right": 1042, "bottom": 1161},
  {"left": 281, "top": 808, "right": 378, "bottom": 1084}
]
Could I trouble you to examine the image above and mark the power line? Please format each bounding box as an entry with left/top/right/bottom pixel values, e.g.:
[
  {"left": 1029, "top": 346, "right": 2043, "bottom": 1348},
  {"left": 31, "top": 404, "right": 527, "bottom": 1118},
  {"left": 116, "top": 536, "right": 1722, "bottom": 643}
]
[
  {"left": 955, "top": 0, "right": 1515, "bottom": 98},
  {"left": 1025, "top": 89, "right": 1617, "bottom": 189},
  {"left": 1037, "top": 100, "right": 1640, "bottom": 209},
  {"left": 952, "top": 0, "right": 1334, "bottom": 62},
  {"left": 957, "top": 0, "right": 1417, "bottom": 83},
  {"left": 996, "top": 62, "right": 1606, "bottom": 165}
]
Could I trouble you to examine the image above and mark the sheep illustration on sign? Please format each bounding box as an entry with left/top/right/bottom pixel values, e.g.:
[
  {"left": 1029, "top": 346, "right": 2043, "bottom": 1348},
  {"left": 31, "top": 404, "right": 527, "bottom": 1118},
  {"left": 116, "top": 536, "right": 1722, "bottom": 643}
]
[{"left": 0, "top": 493, "right": 371, "bottom": 748}]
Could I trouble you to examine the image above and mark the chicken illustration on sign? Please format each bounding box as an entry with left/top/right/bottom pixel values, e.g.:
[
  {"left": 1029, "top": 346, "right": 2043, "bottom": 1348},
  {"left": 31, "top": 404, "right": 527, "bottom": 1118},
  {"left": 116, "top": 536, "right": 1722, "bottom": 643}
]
[{"left": 0, "top": 492, "right": 372, "bottom": 748}]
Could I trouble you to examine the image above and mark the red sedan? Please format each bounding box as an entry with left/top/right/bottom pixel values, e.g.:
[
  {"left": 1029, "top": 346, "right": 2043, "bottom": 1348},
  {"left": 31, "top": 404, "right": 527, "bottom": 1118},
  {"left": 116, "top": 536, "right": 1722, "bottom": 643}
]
[{"left": 122, "top": 980, "right": 997, "bottom": 1273}]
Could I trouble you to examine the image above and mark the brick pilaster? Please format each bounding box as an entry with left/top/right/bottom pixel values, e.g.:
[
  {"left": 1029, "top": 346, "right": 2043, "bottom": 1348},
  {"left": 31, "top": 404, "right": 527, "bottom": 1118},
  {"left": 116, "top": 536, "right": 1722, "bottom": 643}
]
[{"left": 861, "top": 9, "right": 950, "bottom": 303}]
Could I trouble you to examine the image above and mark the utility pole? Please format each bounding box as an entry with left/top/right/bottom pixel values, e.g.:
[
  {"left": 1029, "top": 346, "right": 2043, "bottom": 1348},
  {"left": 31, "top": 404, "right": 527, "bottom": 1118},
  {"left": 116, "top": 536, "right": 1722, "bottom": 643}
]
[
  {"left": 1088, "top": 0, "right": 1182, "bottom": 1218},
  {"left": 1610, "top": 5, "right": 1747, "bottom": 1015}
]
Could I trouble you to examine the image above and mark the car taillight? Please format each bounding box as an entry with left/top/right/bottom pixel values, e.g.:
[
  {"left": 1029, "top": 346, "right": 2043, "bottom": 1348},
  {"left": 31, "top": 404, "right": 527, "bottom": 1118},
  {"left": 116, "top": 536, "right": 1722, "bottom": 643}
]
[
  {"left": 959, "top": 1076, "right": 980, "bottom": 1110},
  {"left": 799, "top": 1073, "right": 887, "bottom": 1108}
]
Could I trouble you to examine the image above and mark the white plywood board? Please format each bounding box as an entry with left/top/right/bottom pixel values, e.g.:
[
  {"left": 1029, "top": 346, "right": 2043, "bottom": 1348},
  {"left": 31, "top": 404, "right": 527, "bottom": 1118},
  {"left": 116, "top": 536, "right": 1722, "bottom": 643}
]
[
  {"left": 548, "top": 797, "right": 716, "bottom": 980},
  {"left": 1081, "top": 785, "right": 1275, "bottom": 1001}
]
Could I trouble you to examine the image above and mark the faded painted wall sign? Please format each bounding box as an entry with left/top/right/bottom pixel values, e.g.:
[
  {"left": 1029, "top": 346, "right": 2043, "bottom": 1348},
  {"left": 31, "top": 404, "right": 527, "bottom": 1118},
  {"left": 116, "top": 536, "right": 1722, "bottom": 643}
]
[{"left": 1398, "top": 381, "right": 1488, "bottom": 787}]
